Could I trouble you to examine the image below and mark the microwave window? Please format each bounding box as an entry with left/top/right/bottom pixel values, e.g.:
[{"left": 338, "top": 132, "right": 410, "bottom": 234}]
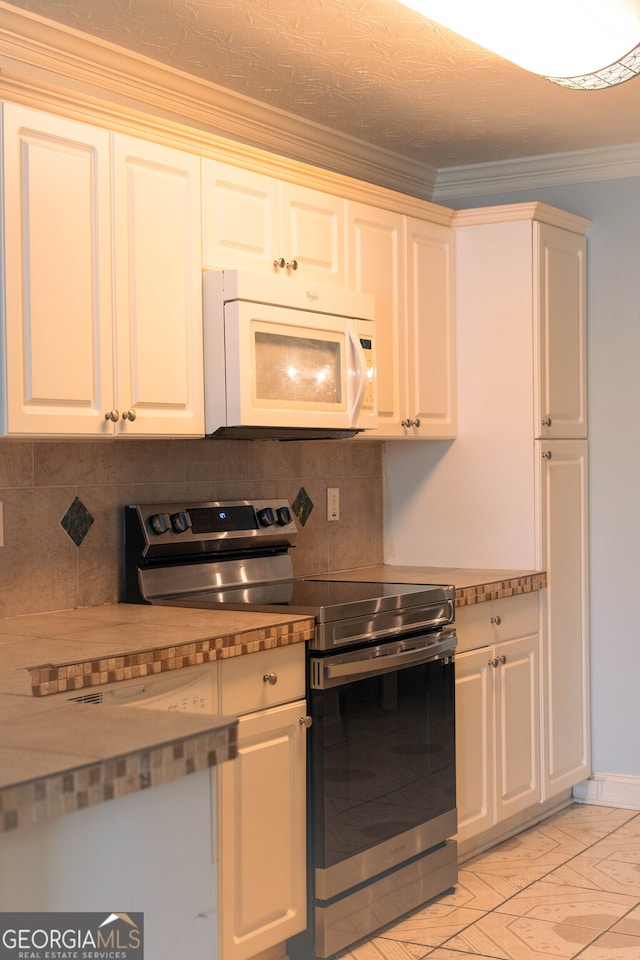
[{"left": 254, "top": 332, "right": 342, "bottom": 406}]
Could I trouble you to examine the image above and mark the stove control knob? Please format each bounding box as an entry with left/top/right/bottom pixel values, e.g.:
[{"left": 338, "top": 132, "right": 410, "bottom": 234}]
[
  {"left": 171, "top": 511, "right": 191, "bottom": 534},
  {"left": 150, "top": 512, "right": 170, "bottom": 535},
  {"left": 276, "top": 506, "right": 292, "bottom": 526},
  {"left": 257, "top": 507, "right": 276, "bottom": 527}
]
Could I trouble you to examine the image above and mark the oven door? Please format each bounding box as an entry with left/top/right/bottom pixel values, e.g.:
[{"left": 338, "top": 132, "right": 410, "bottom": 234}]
[{"left": 308, "top": 629, "right": 457, "bottom": 901}]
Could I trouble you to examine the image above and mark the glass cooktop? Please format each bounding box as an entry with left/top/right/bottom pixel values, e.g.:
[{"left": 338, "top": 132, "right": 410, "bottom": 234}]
[{"left": 168, "top": 578, "right": 454, "bottom": 624}]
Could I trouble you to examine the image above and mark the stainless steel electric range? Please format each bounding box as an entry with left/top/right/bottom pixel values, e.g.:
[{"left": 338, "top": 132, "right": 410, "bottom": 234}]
[{"left": 124, "top": 498, "right": 458, "bottom": 959}]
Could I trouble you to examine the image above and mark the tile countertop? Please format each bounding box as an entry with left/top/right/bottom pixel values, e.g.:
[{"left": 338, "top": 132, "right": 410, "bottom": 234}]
[
  {"left": 309, "top": 565, "right": 547, "bottom": 605},
  {"left": 0, "top": 603, "right": 314, "bottom": 834}
]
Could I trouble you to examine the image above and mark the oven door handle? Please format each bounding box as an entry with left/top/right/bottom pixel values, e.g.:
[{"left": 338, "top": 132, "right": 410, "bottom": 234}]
[{"left": 321, "top": 635, "right": 456, "bottom": 684}]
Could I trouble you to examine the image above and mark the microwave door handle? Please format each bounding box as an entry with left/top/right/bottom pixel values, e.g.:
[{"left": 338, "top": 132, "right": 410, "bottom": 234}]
[{"left": 347, "top": 326, "right": 367, "bottom": 425}]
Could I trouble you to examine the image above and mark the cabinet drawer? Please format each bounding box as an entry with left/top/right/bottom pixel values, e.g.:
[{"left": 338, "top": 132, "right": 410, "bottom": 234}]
[
  {"left": 455, "top": 593, "right": 540, "bottom": 654},
  {"left": 219, "top": 644, "right": 306, "bottom": 716}
]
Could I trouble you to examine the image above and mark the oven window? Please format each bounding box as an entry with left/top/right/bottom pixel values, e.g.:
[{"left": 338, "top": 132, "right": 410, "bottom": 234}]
[{"left": 310, "top": 657, "right": 455, "bottom": 869}]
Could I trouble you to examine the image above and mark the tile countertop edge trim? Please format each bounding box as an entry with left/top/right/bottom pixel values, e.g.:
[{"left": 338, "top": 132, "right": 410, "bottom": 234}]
[
  {"left": 0, "top": 718, "right": 238, "bottom": 835},
  {"left": 29, "top": 617, "right": 316, "bottom": 697},
  {"left": 455, "top": 572, "right": 547, "bottom": 606}
]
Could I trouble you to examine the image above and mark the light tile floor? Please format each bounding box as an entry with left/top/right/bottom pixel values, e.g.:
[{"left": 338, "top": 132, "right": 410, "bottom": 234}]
[{"left": 337, "top": 803, "right": 640, "bottom": 960}]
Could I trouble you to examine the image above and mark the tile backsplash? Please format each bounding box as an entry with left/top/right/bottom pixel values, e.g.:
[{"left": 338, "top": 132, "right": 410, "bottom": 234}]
[{"left": 0, "top": 438, "right": 384, "bottom": 619}]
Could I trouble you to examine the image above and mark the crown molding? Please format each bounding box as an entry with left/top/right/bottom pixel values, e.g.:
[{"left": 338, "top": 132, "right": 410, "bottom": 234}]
[
  {"left": 453, "top": 201, "right": 591, "bottom": 234},
  {"left": 434, "top": 141, "right": 640, "bottom": 202},
  {"left": 1, "top": 2, "right": 635, "bottom": 211},
  {"left": 0, "top": 1, "right": 441, "bottom": 207}
]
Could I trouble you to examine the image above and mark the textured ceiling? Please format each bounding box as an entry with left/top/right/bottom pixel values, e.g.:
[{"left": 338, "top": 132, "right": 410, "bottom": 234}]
[{"left": 6, "top": 0, "right": 640, "bottom": 169}]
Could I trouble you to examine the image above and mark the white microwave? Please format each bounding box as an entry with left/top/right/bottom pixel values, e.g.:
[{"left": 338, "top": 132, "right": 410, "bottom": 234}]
[{"left": 203, "top": 270, "right": 377, "bottom": 439}]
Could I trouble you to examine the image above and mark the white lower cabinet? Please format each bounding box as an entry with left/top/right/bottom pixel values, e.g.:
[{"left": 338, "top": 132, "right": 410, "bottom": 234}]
[
  {"left": 218, "top": 645, "right": 307, "bottom": 960},
  {"left": 0, "top": 771, "right": 219, "bottom": 959},
  {"left": 455, "top": 596, "right": 541, "bottom": 848}
]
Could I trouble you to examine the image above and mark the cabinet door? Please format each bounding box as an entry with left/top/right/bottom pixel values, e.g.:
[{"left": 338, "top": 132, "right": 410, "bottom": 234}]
[
  {"left": 455, "top": 647, "right": 493, "bottom": 842},
  {"left": 539, "top": 439, "right": 590, "bottom": 798},
  {"left": 405, "top": 217, "right": 456, "bottom": 438},
  {"left": 494, "top": 633, "right": 541, "bottom": 821},
  {"left": 202, "top": 159, "right": 281, "bottom": 273},
  {"left": 347, "top": 203, "right": 405, "bottom": 436},
  {"left": 281, "top": 182, "right": 346, "bottom": 287},
  {"left": 535, "top": 223, "right": 587, "bottom": 439},
  {"left": 218, "top": 699, "right": 307, "bottom": 960},
  {"left": 112, "top": 135, "right": 204, "bottom": 436},
  {"left": 2, "top": 103, "right": 114, "bottom": 436}
]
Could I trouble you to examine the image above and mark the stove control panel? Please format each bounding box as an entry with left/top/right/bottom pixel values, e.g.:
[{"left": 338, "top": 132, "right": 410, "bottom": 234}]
[{"left": 128, "top": 499, "right": 298, "bottom": 557}]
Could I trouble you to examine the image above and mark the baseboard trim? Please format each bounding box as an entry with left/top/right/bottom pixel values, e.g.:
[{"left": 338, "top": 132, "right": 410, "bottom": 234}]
[{"left": 573, "top": 773, "right": 640, "bottom": 810}]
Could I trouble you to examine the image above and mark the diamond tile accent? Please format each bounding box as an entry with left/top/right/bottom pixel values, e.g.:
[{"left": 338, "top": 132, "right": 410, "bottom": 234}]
[
  {"left": 60, "top": 496, "right": 94, "bottom": 547},
  {"left": 292, "top": 486, "right": 313, "bottom": 526}
]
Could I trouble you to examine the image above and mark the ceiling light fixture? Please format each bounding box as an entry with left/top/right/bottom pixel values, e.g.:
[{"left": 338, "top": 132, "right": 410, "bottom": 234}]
[{"left": 398, "top": 0, "right": 640, "bottom": 88}]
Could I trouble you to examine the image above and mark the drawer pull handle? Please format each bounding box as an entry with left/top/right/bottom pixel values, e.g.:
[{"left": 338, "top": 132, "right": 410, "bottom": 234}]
[
  {"left": 490, "top": 615, "right": 502, "bottom": 625},
  {"left": 263, "top": 672, "right": 278, "bottom": 686},
  {"left": 299, "top": 716, "right": 313, "bottom": 728}
]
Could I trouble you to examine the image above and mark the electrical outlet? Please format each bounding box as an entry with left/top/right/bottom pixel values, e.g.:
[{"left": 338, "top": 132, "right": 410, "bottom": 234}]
[{"left": 327, "top": 487, "right": 340, "bottom": 521}]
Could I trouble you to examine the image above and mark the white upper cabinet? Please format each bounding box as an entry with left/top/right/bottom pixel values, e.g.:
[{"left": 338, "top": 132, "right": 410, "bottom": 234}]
[
  {"left": 202, "top": 161, "right": 280, "bottom": 272},
  {"left": 1, "top": 103, "right": 204, "bottom": 438},
  {"left": 536, "top": 223, "right": 587, "bottom": 439},
  {"left": 454, "top": 205, "right": 588, "bottom": 442},
  {"left": 405, "top": 216, "right": 456, "bottom": 438},
  {"left": 203, "top": 159, "right": 345, "bottom": 287},
  {"left": 112, "top": 134, "right": 204, "bottom": 436},
  {"left": 2, "top": 104, "right": 114, "bottom": 436},
  {"left": 347, "top": 203, "right": 405, "bottom": 435},
  {"left": 347, "top": 203, "right": 456, "bottom": 438}
]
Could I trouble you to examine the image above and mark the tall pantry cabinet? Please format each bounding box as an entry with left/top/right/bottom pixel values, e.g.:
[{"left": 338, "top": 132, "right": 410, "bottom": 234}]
[
  {"left": 453, "top": 202, "right": 591, "bottom": 818},
  {"left": 386, "top": 203, "right": 591, "bottom": 846}
]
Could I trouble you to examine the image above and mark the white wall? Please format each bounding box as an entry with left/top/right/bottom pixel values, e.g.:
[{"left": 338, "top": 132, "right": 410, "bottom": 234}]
[{"left": 384, "top": 177, "right": 640, "bottom": 780}]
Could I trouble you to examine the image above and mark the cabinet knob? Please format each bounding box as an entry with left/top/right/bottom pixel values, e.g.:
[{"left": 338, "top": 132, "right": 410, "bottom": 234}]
[
  {"left": 542, "top": 417, "right": 552, "bottom": 427},
  {"left": 499, "top": 655, "right": 507, "bottom": 664},
  {"left": 489, "top": 657, "right": 499, "bottom": 668},
  {"left": 299, "top": 716, "right": 313, "bottom": 728},
  {"left": 490, "top": 615, "right": 502, "bottom": 625},
  {"left": 286, "top": 259, "right": 299, "bottom": 271},
  {"left": 542, "top": 450, "right": 552, "bottom": 460},
  {"left": 401, "top": 417, "right": 421, "bottom": 429},
  {"left": 122, "top": 409, "right": 137, "bottom": 422},
  {"left": 263, "top": 672, "right": 278, "bottom": 686},
  {"left": 273, "top": 257, "right": 286, "bottom": 269},
  {"left": 104, "top": 409, "right": 120, "bottom": 422}
]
